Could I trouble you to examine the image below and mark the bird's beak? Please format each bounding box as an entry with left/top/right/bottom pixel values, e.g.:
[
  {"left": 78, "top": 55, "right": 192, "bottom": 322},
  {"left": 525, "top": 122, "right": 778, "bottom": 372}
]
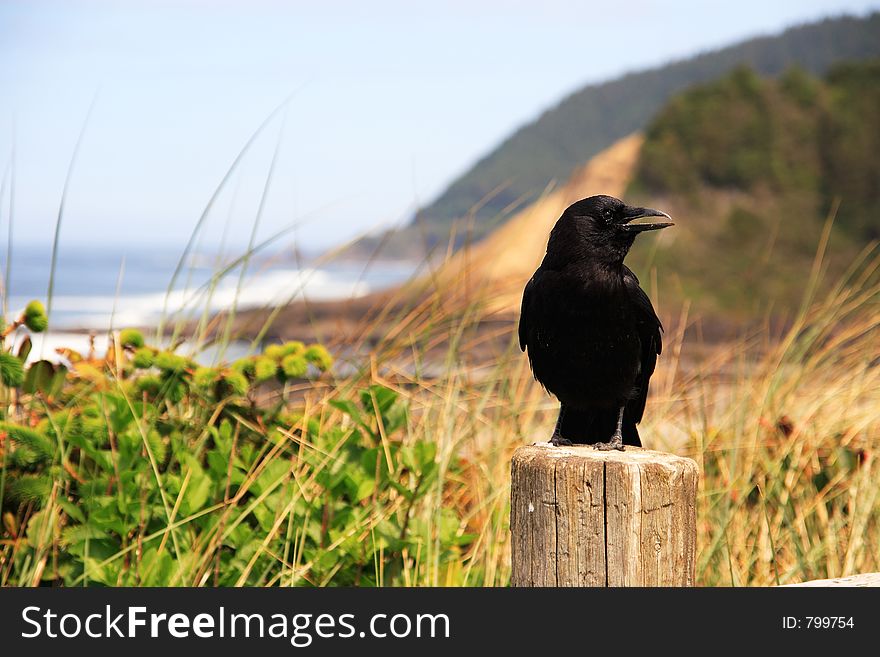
[{"left": 618, "top": 206, "right": 674, "bottom": 233}]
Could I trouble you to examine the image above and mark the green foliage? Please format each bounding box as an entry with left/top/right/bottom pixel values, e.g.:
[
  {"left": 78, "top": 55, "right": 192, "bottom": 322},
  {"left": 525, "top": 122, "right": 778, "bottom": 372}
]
[
  {"left": 281, "top": 340, "right": 305, "bottom": 356},
  {"left": 17, "top": 337, "right": 32, "bottom": 362},
  {"left": 280, "top": 354, "right": 307, "bottom": 379},
  {"left": 0, "top": 421, "right": 56, "bottom": 463},
  {"left": 231, "top": 357, "right": 256, "bottom": 378},
  {"left": 265, "top": 341, "right": 304, "bottom": 361},
  {"left": 632, "top": 62, "right": 880, "bottom": 240},
  {"left": 23, "top": 301, "right": 48, "bottom": 333},
  {"left": 725, "top": 206, "right": 764, "bottom": 242},
  {"left": 304, "top": 344, "right": 333, "bottom": 372},
  {"left": 132, "top": 347, "right": 155, "bottom": 369},
  {"left": 22, "top": 360, "right": 67, "bottom": 397},
  {"left": 637, "top": 66, "right": 796, "bottom": 192},
  {"left": 264, "top": 344, "right": 284, "bottom": 360},
  {"left": 135, "top": 375, "right": 163, "bottom": 397},
  {"left": 0, "top": 341, "right": 467, "bottom": 586},
  {"left": 154, "top": 351, "right": 190, "bottom": 374},
  {"left": 6, "top": 475, "right": 53, "bottom": 503},
  {"left": 0, "top": 352, "right": 24, "bottom": 387},
  {"left": 24, "top": 314, "right": 48, "bottom": 333},
  {"left": 220, "top": 372, "right": 249, "bottom": 397},
  {"left": 192, "top": 367, "right": 219, "bottom": 390},
  {"left": 779, "top": 66, "right": 821, "bottom": 106},
  {"left": 253, "top": 356, "right": 277, "bottom": 382},
  {"left": 621, "top": 61, "right": 880, "bottom": 313},
  {"left": 0, "top": 334, "right": 459, "bottom": 587},
  {"left": 118, "top": 328, "right": 145, "bottom": 349},
  {"left": 251, "top": 341, "right": 326, "bottom": 382},
  {"left": 819, "top": 61, "right": 880, "bottom": 238}
]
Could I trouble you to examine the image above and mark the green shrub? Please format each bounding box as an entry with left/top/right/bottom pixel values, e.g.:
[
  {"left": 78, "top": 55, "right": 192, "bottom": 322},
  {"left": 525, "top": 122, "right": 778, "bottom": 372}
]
[
  {"left": 1, "top": 350, "right": 466, "bottom": 587},
  {"left": 0, "top": 352, "right": 25, "bottom": 387},
  {"left": 253, "top": 356, "right": 277, "bottom": 382},
  {"left": 119, "top": 328, "right": 145, "bottom": 349},
  {"left": 232, "top": 358, "right": 256, "bottom": 378},
  {"left": 132, "top": 347, "right": 155, "bottom": 369},
  {"left": 154, "top": 351, "right": 189, "bottom": 373},
  {"left": 0, "top": 334, "right": 448, "bottom": 588},
  {"left": 23, "top": 301, "right": 48, "bottom": 333},
  {"left": 221, "top": 372, "right": 249, "bottom": 397},
  {"left": 265, "top": 341, "right": 304, "bottom": 361},
  {"left": 631, "top": 62, "right": 880, "bottom": 240},
  {"left": 281, "top": 354, "right": 307, "bottom": 379},
  {"left": 135, "top": 375, "right": 163, "bottom": 397},
  {"left": 304, "top": 344, "right": 333, "bottom": 372},
  {"left": 193, "top": 367, "right": 220, "bottom": 390}
]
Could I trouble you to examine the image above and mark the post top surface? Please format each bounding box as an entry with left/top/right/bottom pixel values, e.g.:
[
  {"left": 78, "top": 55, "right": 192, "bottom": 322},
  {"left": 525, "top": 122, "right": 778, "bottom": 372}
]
[{"left": 515, "top": 442, "right": 697, "bottom": 468}]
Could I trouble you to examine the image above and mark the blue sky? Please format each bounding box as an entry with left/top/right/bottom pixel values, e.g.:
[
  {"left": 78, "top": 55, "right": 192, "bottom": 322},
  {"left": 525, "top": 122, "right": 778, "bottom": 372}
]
[{"left": 1, "top": 0, "right": 877, "bottom": 252}]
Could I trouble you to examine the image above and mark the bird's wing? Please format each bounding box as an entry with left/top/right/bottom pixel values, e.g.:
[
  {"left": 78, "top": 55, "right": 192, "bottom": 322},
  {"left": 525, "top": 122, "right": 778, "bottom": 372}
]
[
  {"left": 623, "top": 266, "right": 663, "bottom": 424},
  {"left": 518, "top": 273, "right": 538, "bottom": 352}
]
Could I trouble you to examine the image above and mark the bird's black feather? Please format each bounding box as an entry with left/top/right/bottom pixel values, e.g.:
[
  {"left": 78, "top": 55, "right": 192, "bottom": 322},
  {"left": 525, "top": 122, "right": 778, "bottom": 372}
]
[
  {"left": 622, "top": 265, "right": 662, "bottom": 427},
  {"left": 518, "top": 195, "right": 671, "bottom": 448}
]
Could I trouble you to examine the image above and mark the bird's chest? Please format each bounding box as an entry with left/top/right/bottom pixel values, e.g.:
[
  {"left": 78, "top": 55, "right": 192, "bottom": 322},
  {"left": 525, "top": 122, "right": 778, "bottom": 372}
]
[
  {"left": 539, "top": 277, "right": 635, "bottom": 339},
  {"left": 524, "top": 268, "right": 649, "bottom": 405},
  {"left": 538, "top": 314, "right": 639, "bottom": 403},
  {"left": 556, "top": 305, "right": 638, "bottom": 359}
]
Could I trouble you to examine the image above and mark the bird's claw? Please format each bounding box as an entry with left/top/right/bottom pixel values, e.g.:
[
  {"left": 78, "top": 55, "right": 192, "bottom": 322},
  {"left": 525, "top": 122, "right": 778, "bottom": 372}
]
[
  {"left": 549, "top": 436, "right": 573, "bottom": 447},
  {"left": 594, "top": 436, "right": 624, "bottom": 451}
]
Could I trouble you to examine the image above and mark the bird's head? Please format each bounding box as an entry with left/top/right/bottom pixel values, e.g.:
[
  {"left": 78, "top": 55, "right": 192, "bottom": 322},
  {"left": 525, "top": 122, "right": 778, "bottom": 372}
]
[{"left": 547, "top": 195, "right": 673, "bottom": 266}]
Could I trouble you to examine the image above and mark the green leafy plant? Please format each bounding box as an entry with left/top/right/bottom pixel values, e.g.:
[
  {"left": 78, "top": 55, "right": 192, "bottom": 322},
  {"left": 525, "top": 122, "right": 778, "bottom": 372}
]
[
  {"left": 0, "top": 299, "right": 59, "bottom": 397},
  {"left": 0, "top": 326, "right": 471, "bottom": 587}
]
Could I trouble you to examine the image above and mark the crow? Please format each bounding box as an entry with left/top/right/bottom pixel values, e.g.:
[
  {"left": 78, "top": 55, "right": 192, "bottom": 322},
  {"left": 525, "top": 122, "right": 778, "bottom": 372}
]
[{"left": 518, "top": 195, "right": 673, "bottom": 450}]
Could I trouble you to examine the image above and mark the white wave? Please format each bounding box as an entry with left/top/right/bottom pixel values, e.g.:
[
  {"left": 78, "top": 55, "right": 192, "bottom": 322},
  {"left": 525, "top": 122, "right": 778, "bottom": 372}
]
[
  {"left": 13, "top": 331, "right": 251, "bottom": 366},
  {"left": 35, "top": 267, "right": 373, "bottom": 329},
  {"left": 13, "top": 331, "right": 111, "bottom": 365}
]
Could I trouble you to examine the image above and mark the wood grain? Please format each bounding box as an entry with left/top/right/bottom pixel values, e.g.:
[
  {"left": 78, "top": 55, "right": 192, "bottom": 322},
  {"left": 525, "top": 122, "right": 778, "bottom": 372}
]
[{"left": 510, "top": 443, "right": 698, "bottom": 586}]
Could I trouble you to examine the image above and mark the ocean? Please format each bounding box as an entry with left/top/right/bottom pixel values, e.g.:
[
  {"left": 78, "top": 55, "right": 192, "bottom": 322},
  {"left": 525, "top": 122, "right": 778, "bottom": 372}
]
[{"left": 3, "top": 244, "right": 418, "bottom": 363}]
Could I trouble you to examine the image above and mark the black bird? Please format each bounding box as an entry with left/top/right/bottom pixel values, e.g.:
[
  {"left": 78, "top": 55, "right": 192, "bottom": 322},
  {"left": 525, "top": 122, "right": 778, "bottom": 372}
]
[{"left": 518, "top": 195, "right": 673, "bottom": 450}]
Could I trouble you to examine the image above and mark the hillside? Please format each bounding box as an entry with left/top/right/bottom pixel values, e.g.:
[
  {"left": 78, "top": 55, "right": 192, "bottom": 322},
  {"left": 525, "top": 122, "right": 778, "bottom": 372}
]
[
  {"left": 413, "top": 12, "right": 880, "bottom": 246},
  {"left": 428, "top": 134, "right": 644, "bottom": 315},
  {"left": 423, "top": 61, "right": 880, "bottom": 326},
  {"left": 624, "top": 61, "right": 880, "bottom": 316}
]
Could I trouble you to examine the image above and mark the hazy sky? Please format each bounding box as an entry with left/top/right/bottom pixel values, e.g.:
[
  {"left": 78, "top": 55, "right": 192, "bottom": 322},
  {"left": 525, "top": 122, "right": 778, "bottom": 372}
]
[{"left": 1, "top": 0, "right": 877, "bottom": 252}]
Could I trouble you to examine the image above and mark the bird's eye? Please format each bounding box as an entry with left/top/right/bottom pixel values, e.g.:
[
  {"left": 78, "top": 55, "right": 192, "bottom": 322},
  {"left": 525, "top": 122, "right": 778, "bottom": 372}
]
[{"left": 603, "top": 209, "right": 614, "bottom": 221}]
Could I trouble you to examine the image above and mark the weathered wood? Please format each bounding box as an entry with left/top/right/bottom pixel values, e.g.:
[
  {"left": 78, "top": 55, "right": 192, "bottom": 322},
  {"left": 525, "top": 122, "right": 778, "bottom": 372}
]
[
  {"left": 782, "top": 572, "right": 880, "bottom": 587},
  {"left": 510, "top": 443, "right": 698, "bottom": 586}
]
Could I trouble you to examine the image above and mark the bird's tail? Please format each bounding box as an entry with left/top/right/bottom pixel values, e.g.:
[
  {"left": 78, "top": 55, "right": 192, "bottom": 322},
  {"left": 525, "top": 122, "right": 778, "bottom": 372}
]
[{"left": 560, "top": 407, "right": 641, "bottom": 447}]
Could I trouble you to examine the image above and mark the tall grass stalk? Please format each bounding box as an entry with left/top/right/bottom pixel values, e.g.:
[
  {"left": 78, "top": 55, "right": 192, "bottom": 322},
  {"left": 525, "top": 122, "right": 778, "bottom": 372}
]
[
  {"left": 45, "top": 96, "right": 97, "bottom": 352},
  {"left": 157, "top": 90, "right": 303, "bottom": 342}
]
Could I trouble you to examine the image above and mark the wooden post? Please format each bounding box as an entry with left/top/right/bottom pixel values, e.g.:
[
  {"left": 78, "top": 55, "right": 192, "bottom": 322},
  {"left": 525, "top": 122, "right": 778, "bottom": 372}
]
[{"left": 510, "top": 443, "right": 698, "bottom": 586}]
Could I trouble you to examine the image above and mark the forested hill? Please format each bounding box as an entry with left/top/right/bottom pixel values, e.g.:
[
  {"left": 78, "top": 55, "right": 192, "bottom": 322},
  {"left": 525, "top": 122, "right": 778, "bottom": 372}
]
[
  {"left": 630, "top": 62, "right": 880, "bottom": 240},
  {"left": 414, "top": 12, "right": 880, "bottom": 243},
  {"left": 623, "top": 61, "right": 880, "bottom": 316}
]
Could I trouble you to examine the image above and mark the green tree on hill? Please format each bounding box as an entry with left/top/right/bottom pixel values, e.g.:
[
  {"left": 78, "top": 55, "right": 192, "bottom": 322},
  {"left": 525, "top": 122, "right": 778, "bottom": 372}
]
[{"left": 632, "top": 61, "right": 880, "bottom": 242}]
